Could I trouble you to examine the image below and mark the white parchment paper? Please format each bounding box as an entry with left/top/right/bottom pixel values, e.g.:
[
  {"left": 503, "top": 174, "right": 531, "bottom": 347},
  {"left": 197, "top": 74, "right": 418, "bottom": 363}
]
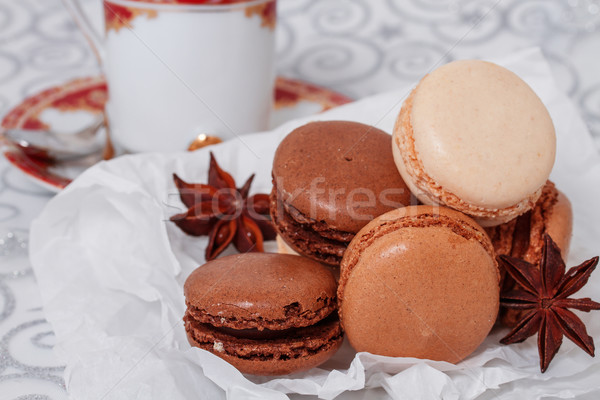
[{"left": 30, "top": 49, "right": 600, "bottom": 399}]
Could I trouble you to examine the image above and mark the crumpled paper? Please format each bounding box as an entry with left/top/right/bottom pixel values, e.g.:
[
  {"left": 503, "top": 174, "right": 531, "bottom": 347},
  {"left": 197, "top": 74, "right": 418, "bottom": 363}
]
[{"left": 30, "top": 48, "right": 600, "bottom": 400}]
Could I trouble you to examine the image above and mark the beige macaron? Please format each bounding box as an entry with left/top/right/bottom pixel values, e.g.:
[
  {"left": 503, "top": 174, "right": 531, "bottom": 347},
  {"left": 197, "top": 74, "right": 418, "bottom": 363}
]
[
  {"left": 392, "top": 60, "right": 556, "bottom": 227},
  {"left": 338, "top": 205, "right": 499, "bottom": 363},
  {"left": 276, "top": 235, "right": 299, "bottom": 256}
]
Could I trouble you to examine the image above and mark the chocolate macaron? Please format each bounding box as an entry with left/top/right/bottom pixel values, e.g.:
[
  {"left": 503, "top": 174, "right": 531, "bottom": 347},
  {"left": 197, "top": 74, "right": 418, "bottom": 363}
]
[
  {"left": 338, "top": 205, "right": 499, "bottom": 363},
  {"left": 183, "top": 253, "right": 343, "bottom": 376},
  {"left": 392, "top": 60, "right": 556, "bottom": 227},
  {"left": 486, "top": 180, "right": 573, "bottom": 327},
  {"left": 271, "top": 120, "right": 412, "bottom": 266}
]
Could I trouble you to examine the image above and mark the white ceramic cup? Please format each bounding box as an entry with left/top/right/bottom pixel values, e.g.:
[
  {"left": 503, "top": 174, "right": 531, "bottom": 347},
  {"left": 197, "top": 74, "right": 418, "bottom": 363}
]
[{"left": 62, "top": 0, "right": 276, "bottom": 153}]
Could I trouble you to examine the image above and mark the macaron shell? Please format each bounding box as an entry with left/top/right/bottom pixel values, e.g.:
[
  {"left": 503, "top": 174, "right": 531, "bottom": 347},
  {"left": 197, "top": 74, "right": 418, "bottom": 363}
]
[
  {"left": 338, "top": 205, "right": 497, "bottom": 299},
  {"left": 409, "top": 60, "right": 555, "bottom": 210},
  {"left": 185, "top": 313, "right": 343, "bottom": 376},
  {"left": 341, "top": 226, "right": 498, "bottom": 362},
  {"left": 392, "top": 89, "right": 541, "bottom": 227},
  {"left": 273, "top": 120, "right": 411, "bottom": 233},
  {"left": 184, "top": 253, "right": 337, "bottom": 330},
  {"left": 338, "top": 205, "right": 499, "bottom": 363}
]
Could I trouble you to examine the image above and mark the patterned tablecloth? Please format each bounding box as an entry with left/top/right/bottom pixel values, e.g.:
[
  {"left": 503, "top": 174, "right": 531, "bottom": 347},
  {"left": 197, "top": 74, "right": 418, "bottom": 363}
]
[{"left": 1, "top": 0, "right": 599, "bottom": 398}]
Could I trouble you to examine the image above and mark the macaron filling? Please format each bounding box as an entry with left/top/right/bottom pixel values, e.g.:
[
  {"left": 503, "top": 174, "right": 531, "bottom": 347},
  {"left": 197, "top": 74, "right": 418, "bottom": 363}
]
[
  {"left": 186, "top": 312, "right": 341, "bottom": 341},
  {"left": 209, "top": 324, "right": 303, "bottom": 340}
]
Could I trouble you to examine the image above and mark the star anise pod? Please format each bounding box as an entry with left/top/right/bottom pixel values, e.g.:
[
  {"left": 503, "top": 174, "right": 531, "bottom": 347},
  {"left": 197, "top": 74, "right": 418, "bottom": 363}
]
[
  {"left": 170, "top": 152, "right": 276, "bottom": 260},
  {"left": 499, "top": 233, "right": 600, "bottom": 372}
]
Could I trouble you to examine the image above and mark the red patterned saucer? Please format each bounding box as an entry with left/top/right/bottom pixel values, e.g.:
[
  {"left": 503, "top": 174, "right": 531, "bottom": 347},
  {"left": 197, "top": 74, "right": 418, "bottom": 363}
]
[{"left": 0, "top": 76, "right": 352, "bottom": 192}]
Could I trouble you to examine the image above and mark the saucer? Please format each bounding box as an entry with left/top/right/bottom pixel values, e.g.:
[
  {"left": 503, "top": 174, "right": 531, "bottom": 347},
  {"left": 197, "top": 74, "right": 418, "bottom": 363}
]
[{"left": 1, "top": 76, "right": 352, "bottom": 192}]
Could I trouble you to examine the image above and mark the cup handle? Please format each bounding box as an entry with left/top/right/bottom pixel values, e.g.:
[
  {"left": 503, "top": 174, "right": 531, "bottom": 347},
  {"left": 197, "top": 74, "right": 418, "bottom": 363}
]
[{"left": 61, "top": 0, "right": 105, "bottom": 64}]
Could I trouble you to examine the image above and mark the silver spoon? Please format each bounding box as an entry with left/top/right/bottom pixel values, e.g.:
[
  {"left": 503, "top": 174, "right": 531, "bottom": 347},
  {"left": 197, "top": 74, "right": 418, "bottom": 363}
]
[{"left": 1, "top": 116, "right": 105, "bottom": 161}]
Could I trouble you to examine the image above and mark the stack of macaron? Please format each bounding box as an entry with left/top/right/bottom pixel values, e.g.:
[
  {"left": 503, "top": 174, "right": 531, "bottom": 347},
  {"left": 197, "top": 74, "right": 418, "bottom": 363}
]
[
  {"left": 269, "top": 120, "right": 412, "bottom": 266},
  {"left": 184, "top": 253, "right": 343, "bottom": 375},
  {"left": 184, "top": 59, "right": 567, "bottom": 375}
]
